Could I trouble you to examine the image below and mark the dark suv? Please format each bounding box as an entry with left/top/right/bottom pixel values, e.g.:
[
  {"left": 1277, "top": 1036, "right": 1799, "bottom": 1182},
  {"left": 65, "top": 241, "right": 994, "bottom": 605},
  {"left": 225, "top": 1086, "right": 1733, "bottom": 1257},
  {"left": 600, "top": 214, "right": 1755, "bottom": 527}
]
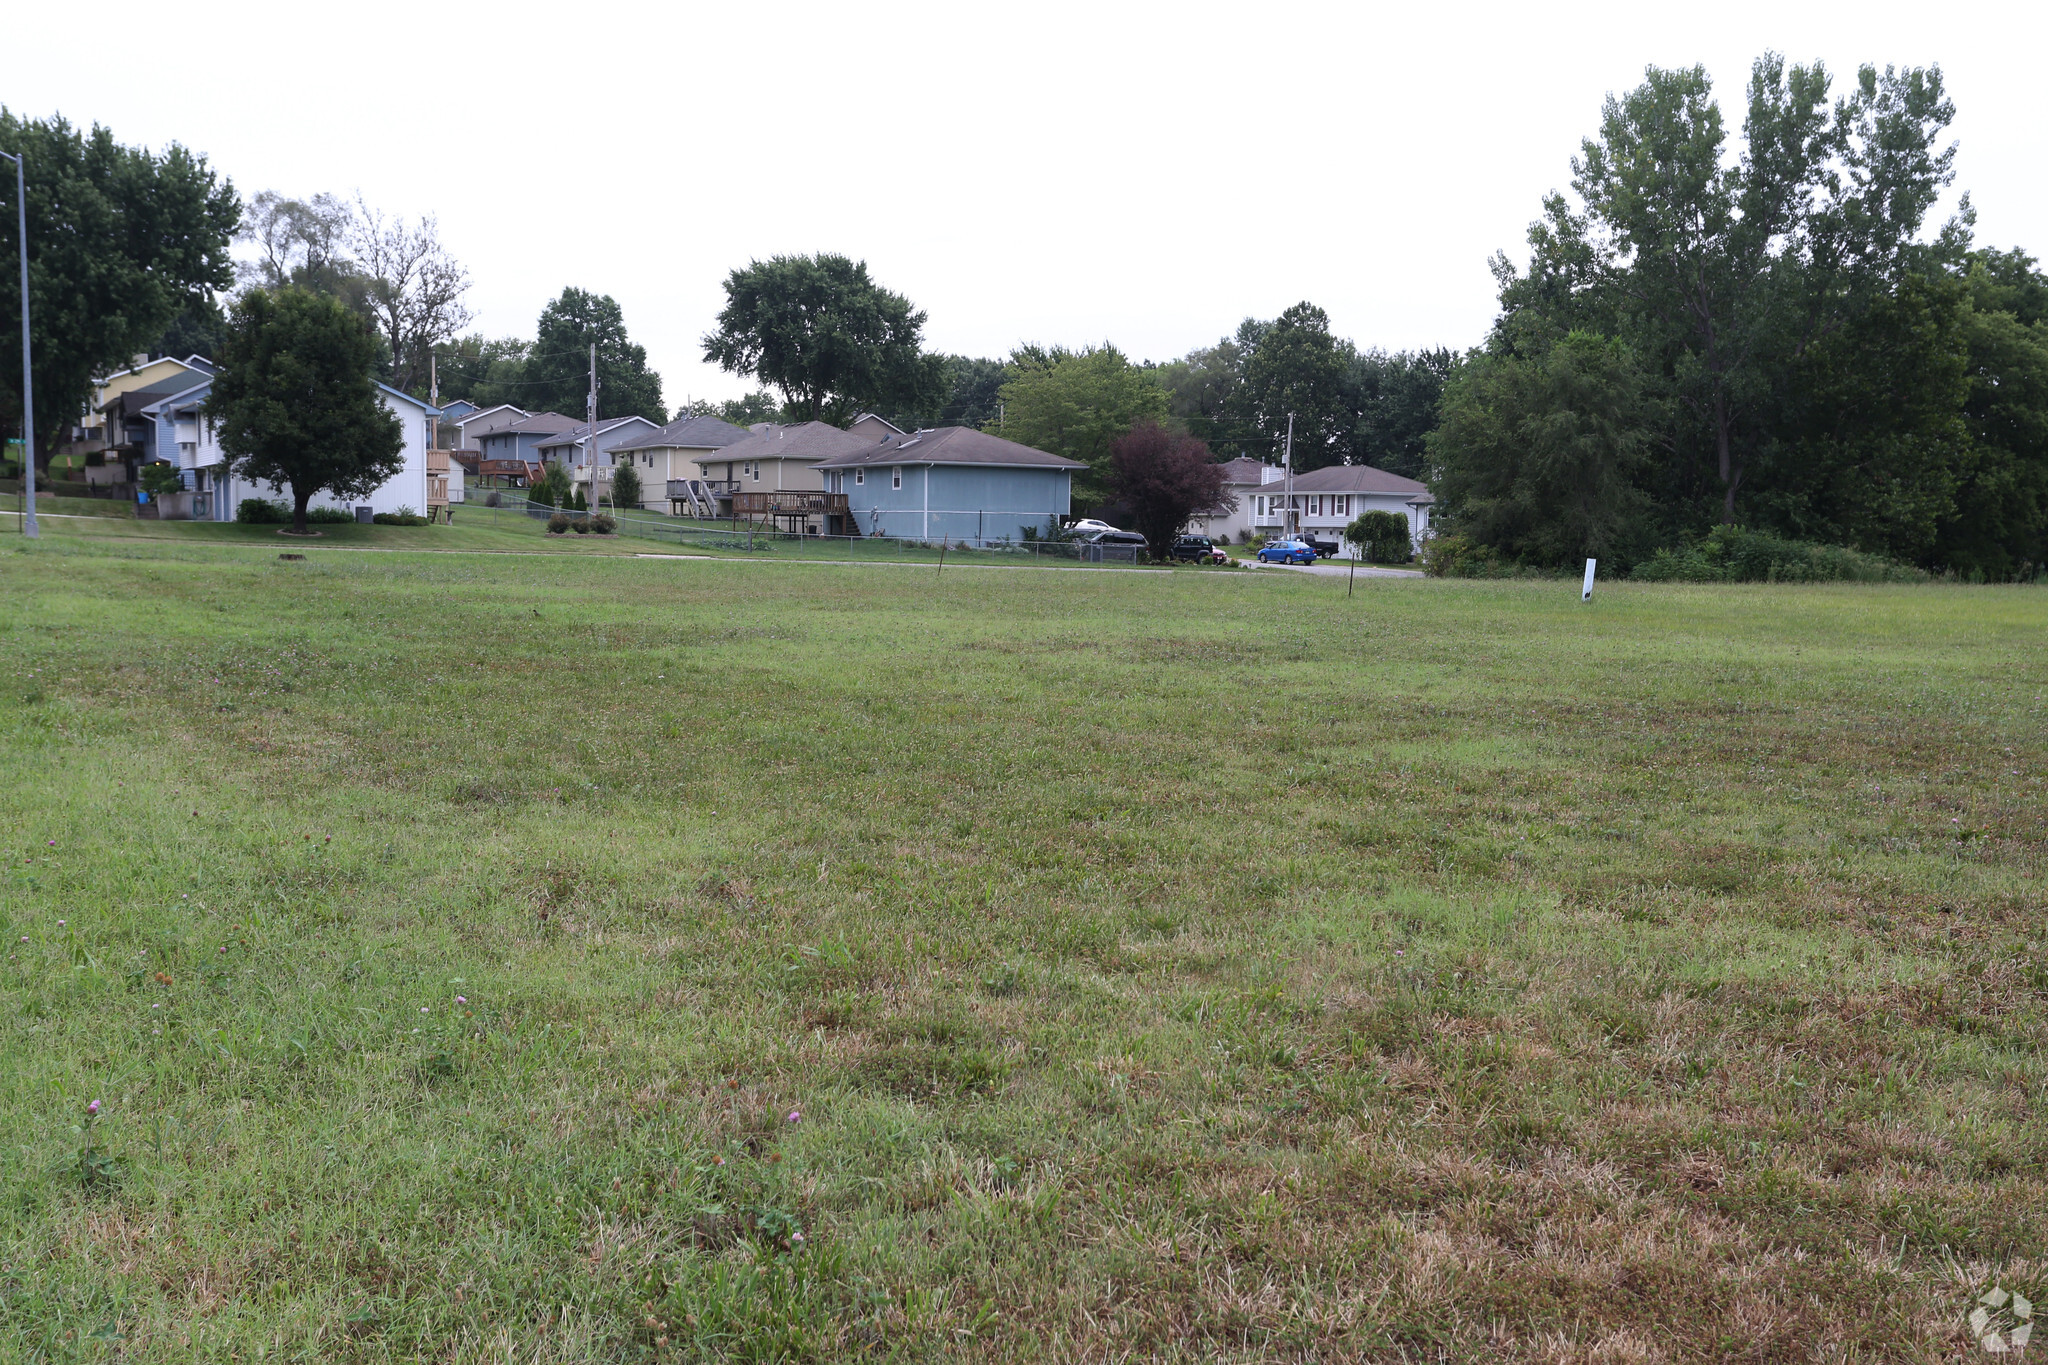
[
  {"left": 1172, "top": 535, "right": 1226, "bottom": 563},
  {"left": 1301, "top": 532, "right": 1342, "bottom": 558}
]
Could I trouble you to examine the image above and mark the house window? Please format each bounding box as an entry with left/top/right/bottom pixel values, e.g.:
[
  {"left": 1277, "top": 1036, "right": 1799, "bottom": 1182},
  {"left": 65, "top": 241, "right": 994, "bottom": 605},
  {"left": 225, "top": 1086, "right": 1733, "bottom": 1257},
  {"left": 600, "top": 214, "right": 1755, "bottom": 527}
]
[
  {"left": 855, "top": 468, "right": 864, "bottom": 485},
  {"left": 1336, "top": 495, "right": 1349, "bottom": 516},
  {"left": 891, "top": 466, "right": 902, "bottom": 490}
]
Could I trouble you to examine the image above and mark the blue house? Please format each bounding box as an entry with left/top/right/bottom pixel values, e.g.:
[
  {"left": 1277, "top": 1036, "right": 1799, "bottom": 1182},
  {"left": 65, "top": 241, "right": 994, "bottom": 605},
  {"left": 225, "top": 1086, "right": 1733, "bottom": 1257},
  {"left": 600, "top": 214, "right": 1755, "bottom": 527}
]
[
  {"left": 474, "top": 411, "right": 578, "bottom": 470},
  {"left": 813, "top": 427, "right": 1084, "bottom": 544}
]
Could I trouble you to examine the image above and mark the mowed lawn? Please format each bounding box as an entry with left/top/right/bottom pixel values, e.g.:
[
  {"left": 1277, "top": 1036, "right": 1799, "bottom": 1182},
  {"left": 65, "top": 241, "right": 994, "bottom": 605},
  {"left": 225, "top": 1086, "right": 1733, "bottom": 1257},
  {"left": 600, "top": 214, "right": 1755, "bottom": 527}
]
[{"left": 2, "top": 534, "right": 2043, "bottom": 1363}]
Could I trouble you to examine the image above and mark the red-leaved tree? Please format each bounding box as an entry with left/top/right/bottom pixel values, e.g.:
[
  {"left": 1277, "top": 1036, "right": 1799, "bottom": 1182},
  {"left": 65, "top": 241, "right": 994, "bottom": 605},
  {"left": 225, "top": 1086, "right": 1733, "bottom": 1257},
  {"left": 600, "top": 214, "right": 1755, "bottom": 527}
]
[{"left": 1110, "top": 423, "right": 1231, "bottom": 559}]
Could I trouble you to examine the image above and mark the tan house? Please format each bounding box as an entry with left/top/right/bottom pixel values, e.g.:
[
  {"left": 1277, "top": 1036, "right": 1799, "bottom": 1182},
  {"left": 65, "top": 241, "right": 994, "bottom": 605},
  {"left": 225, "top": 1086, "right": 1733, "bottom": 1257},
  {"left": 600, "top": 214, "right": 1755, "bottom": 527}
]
[
  {"left": 605, "top": 413, "right": 752, "bottom": 513},
  {"left": 688, "top": 421, "right": 878, "bottom": 522}
]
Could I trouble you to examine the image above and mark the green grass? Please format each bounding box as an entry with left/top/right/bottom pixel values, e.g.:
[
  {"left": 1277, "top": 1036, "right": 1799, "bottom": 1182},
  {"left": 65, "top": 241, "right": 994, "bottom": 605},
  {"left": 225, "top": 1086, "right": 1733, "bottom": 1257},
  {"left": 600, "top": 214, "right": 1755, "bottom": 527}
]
[{"left": 3, "top": 529, "right": 2044, "bottom": 1361}]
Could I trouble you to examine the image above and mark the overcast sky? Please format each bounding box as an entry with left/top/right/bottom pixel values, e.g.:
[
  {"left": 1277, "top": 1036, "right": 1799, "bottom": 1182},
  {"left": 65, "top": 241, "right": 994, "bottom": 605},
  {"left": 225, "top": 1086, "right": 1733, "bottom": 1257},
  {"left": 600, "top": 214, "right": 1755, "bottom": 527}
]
[{"left": 12, "top": 1, "right": 2042, "bottom": 406}]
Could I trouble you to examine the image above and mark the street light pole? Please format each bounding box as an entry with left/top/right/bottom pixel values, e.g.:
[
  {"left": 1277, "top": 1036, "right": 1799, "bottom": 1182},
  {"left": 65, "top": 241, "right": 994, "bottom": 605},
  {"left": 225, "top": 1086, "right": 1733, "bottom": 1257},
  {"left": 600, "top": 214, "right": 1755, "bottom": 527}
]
[{"left": 3, "top": 149, "right": 37, "bottom": 538}]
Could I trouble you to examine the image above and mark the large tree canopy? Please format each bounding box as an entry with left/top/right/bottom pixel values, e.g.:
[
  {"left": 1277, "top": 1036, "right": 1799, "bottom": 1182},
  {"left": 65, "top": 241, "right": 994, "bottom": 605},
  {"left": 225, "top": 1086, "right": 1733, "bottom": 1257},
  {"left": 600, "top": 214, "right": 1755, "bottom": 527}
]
[
  {"left": 1228, "top": 302, "right": 1353, "bottom": 473},
  {"left": 524, "top": 288, "right": 665, "bottom": 423},
  {"left": 1498, "top": 55, "right": 1967, "bottom": 525},
  {"left": 703, "top": 254, "right": 942, "bottom": 424},
  {"left": 205, "top": 288, "right": 404, "bottom": 535},
  {"left": 991, "top": 345, "right": 1169, "bottom": 504},
  {"left": 1431, "top": 55, "right": 2048, "bottom": 577},
  {"left": 0, "top": 109, "right": 239, "bottom": 470}
]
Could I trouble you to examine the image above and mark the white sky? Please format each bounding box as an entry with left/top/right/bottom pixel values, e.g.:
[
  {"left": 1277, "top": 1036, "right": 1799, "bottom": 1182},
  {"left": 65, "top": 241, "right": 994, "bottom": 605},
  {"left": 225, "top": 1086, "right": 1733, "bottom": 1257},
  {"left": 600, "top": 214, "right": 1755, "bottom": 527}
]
[{"left": 13, "top": 0, "right": 2043, "bottom": 406}]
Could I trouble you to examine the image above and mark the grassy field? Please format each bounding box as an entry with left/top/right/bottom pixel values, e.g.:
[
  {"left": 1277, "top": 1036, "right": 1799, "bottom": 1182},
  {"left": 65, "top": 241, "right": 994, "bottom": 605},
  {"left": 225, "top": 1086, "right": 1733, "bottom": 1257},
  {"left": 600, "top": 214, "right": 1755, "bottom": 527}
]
[{"left": 2, "top": 530, "right": 2043, "bottom": 1362}]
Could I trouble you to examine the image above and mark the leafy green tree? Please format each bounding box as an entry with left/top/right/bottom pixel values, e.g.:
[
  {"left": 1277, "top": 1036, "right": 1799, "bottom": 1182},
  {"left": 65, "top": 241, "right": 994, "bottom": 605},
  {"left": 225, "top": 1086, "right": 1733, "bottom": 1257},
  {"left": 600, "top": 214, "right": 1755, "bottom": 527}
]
[
  {"left": 1344, "top": 509, "right": 1414, "bottom": 563},
  {"left": 610, "top": 459, "right": 643, "bottom": 511},
  {"left": 1936, "top": 251, "right": 2048, "bottom": 577},
  {"left": 1349, "top": 348, "right": 1454, "bottom": 478},
  {"left": 524, "top": 288, "right": 665, "bottom": 422},
  {"left": 531, "top": 461, "right": 571, "bottom": 507},
  {"left": 1151, "top": 338, "right": 1253, "bottom": 451},
  {"left": 934, "top": 355, "right": 1008, "bottom": 429},
  {"left": 205, "top": 289, "right": 404, "bottom": 535},
  {"left": 1502, "top": 55, "right": 1967, "bottom": 524},
  {"left": 991, "top": 344, "right": 1169, "bottom": 502},
  {"left": 1760, "top": 273, "right": 1972, "bottom": 563},
  {"left": 704, "top": 391, "right": 782, "bottom": 426},
  {"left": 703, "top": 254, "right": 942, "bottom": 423},
  {"left": 1229, "top": 303, "right": 1354, "bottom": 472},
  {"left": 433, "top": 335, "right": 530, "bottom": 409},
  {"left": 0, "top": 109, "right": 240, "bottom": 473},
  {"left": 1109, "top": 422, "right": 1226, "bottom": 559},
  {"left": 1429, "top": 332, "right": 1656, "bottom": 566}
]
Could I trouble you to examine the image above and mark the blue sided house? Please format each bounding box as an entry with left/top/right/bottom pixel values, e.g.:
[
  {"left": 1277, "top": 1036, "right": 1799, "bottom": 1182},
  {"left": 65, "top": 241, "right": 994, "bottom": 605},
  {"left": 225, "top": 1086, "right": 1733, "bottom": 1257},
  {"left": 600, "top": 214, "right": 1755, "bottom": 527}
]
[{"left": 813, "top": 427, "right": 1084, "bottom": 544}]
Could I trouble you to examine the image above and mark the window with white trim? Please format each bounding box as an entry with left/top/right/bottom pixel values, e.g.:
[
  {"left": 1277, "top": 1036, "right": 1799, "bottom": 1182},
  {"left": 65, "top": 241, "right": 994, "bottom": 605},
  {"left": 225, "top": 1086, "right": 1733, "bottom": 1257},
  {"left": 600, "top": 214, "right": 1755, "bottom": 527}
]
[{"left": 891, "top": 466, "right": 903, "bottom": 490}]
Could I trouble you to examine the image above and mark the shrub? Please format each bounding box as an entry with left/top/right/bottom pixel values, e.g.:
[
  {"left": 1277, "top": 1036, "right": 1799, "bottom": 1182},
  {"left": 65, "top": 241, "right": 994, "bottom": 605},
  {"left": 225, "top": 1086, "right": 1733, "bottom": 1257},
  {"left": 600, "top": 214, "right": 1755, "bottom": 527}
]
[
  {"left": 546, "top": 513, "right": 570, "bottom": 535},
  {"left": 140, "top": 462, "right": 184, "bottom": 497},
  {"left": 307, "top": 507, "right": 354, "bottom": 524},
  {"left": 484, "top": 491, "right": 502, "bottom": 508},
  {"left": 1344, "top": 509, "right": 1413, "bottom": 563},
  {"left": 611, "top": 462, "right": 642, "bottom": 510},
  {"left": 236, "top": 497, "right": 289, "bottom": 524},
  {"left": 372, "top": 511, "right": 429, "bottom": 526},
  {"left": 83, "top": 450, "right": 106, "bottom": 468},
  {"left": 527, "top": 482, "right": 556, "bottom": 510},
  {"left": 571, "top": 516, "right": 590, "bottom": 534},
  {"left": 570, "top": 486, "right": 588, "bottom": 512},
  {"left": 1630, "top": 526, "right": 1926, "bottom": 583},
  {"left": 590, "top": 514, "right": 616, "bottom": 535}
]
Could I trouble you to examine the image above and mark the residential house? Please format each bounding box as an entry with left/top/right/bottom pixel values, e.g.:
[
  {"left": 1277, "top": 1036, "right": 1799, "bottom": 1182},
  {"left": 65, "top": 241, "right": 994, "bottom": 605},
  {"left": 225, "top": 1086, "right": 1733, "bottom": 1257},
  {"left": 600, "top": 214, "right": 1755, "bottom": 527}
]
[
  {"left": 607, "top": 412, "right": 751, "bottom": 514},
  {"left": 534, "top": 416, "right": 663, "bottom": 500},
  {"left": 814, "top": 427, "right": 1084, "bottom": 543},
  {"left": 1186, "top": 456, "right": 1284, "bottom": 543},
  {"left": 848, "top": 412, "right": 907, "bottom": 443},
  {"left": 143, "top": 380, "right": 446, "bottom": 522},
  {"left": 436, "top": 397, "right": 481, "bottom": 424},
  {"left": 1245, "top": 464, "right": 1435, "bottom": 550},
  {"left": 691, "top": 421, "right": 875, "bottom": 527},
  {"left": 473, "top": 411, "right": 577, "bottom": 485},
  {"left": 84, "top": 355, "right": 215, "bottom": 456},
  {"left": 94, "top": 357, "right": 218, "bottom": 479}
]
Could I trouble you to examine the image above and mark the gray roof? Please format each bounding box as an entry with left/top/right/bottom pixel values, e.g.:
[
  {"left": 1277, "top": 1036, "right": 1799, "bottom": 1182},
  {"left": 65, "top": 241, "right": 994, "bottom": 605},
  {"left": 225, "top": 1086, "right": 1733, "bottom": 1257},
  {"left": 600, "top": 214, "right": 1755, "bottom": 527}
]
[
  {"left": 534, "top": 415, "right": 655, "bottom": 451},
  {"left": 709, "top": 421, "right": 883, "bottom": 465},
  {"left": 612, "top": 412, "right": 751, "bottom": 453},
  {"left": 814, "top": 426, "right": 1085, "bottom": 470},
  {"left": 1263, "top": 463, "right": 1430, "bottom": 498},
  {"left": 1216, "top": 456, "right": 1279, "bottom": 487},
  {"left": 496, "top": 411, "right": 581, "bottom": 436}
]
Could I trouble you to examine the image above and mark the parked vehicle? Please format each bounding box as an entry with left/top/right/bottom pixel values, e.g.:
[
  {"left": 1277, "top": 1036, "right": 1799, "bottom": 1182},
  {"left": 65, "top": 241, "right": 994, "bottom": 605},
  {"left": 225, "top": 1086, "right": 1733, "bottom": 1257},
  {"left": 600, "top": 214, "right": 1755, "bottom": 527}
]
[
  {"left": 1067, "top": 518, "right": 1122, "bottom": 536},
  {"left": 1081, "top": 529, "right": 1149, "bottom": 563},
  {"left": 1302, "top": 533, "right": 1342, "bottom": 558},
  {"left": 1257, "top": 538, "right": 1318, "bottom": 565},
  {"left": 1172, "top": 535, "right": 1228, "bottom": 564}
]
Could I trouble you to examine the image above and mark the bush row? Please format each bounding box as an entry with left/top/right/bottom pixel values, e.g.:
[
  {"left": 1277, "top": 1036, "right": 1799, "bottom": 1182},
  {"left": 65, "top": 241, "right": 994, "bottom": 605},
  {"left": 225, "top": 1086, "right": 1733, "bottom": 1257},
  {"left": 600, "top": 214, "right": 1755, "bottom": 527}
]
[
  {"left": 546, "top": 513, "right": 616, "bottom": 536},
  {"left": 1419, "top": 525, "right": 1927, "bottom": 583}
]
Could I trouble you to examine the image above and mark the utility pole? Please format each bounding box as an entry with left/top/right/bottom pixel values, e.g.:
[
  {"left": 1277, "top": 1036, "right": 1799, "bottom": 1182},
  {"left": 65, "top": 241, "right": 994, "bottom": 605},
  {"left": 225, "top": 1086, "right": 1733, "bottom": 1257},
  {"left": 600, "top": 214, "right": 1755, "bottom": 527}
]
[
  {"left": 1282, "top": 412, "right": 1294, "bottom": 539},
  {"left": 585, "top": 341, "right": 598, "bottom": 509},
  {"left": 4, "top": 149, "right": 37, "bottom": 538},
  {"left": 428, "top": 352, "right": 439, "bottom": 450}
]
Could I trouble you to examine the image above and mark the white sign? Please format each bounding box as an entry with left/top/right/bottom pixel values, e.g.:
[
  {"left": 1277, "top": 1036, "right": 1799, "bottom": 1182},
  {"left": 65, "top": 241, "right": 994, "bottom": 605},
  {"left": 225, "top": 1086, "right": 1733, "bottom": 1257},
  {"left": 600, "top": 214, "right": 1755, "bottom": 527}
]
[{"left": 1582, "top": 559, "right": 1597, "bottom": 601}]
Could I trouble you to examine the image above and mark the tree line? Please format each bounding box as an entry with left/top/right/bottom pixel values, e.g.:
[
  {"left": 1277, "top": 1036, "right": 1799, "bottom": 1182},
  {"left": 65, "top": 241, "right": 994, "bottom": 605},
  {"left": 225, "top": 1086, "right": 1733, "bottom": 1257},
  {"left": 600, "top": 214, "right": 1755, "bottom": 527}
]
[{"left": 1429, "top": 56, "right": 2048, "bottom": 581}]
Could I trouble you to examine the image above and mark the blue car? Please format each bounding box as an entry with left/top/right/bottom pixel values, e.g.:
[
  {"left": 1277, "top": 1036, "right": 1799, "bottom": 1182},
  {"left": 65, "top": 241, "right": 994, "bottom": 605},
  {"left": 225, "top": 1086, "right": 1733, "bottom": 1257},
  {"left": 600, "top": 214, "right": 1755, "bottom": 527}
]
[{"left": 1257, "top": 539, "right": 1317, "bottom": 565}]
